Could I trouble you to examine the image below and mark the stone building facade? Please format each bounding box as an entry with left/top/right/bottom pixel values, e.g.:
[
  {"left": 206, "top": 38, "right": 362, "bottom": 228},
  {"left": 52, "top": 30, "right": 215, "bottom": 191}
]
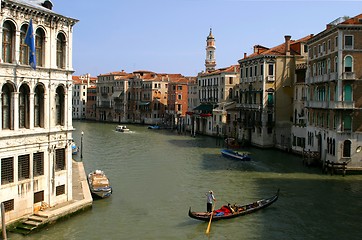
[
  {"left": 305, "top": 14, "right": 362, "bottom": 169},
  {"left": 0, "top": 0, "right": 78, "bottom": 224}
]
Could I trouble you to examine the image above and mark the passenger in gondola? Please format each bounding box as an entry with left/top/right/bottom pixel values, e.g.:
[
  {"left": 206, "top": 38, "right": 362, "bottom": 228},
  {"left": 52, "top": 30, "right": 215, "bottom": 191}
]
[{"left": 227, "top": 203, "right": 235, "bottom": 213}]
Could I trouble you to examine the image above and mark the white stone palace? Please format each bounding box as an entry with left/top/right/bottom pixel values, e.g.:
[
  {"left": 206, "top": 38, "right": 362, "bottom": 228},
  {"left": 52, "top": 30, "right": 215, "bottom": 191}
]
[{"left": 0, "top": 0, "right": 78, "bottom": 224}]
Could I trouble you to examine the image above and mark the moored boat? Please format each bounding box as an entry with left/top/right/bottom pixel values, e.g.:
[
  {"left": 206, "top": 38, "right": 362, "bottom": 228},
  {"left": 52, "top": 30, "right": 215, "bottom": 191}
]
[
  {"left": 221, "top": 149, "right": 251, "bottom": 161},
  {"left": 224, "top": 137, "right": 240, "bottom": 149},
  {"left": 148, "top": 125, "right": 161, "bottom": 130},
  {"left": 71, "top": 141, "right": 79, "bottom": 155},
  {"left": 115, "top": 125, "right": 130, "bottom": 132},
  {"left": 88, "top": 170, "right": 112, "bottom": 199},
  {"left": 188, "top": 189, "right": 279, "bottom": 221}
]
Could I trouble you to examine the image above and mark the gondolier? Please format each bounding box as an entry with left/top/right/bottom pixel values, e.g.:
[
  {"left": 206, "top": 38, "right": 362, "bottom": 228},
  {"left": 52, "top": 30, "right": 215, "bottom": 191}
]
[{"left": 206, "top": 190, "right": 216, "bottom": 212}]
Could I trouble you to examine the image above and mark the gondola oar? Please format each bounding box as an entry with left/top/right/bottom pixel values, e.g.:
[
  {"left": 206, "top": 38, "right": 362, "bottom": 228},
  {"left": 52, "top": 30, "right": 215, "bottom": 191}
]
[{"left": 205, "top": 205, "right": 215, "bottom": 234}]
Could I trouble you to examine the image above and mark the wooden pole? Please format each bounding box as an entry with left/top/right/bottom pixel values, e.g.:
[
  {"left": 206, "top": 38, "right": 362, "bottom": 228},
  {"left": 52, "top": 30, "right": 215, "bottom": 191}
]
[
  {"left": 1, "top": 202, "right": 7, "bottom": 240},
  {"left": 205, "top": 205, "right": 215, "bottom": 234}
]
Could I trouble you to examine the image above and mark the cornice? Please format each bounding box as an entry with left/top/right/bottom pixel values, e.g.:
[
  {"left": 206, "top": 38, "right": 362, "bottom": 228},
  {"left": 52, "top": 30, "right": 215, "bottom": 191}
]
[{"left": 2, "top": 0, "right": 78, "bottom": 26}]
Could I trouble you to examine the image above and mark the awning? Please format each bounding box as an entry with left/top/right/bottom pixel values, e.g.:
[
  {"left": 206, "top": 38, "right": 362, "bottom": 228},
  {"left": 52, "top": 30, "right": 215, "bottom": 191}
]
[
  {"left": 112, "top": 91, "right": 123, "bottom": 98},
  {"left": 139, "top": 102, "right": 150, "bottom": 106},
  {"left": 193, "top": 104, "right": 215, "bottom": 111}
]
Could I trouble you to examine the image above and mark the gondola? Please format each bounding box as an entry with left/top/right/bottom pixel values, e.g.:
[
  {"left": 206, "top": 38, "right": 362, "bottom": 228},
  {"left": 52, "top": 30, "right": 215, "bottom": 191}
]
[{"left": 188, "top": 189, "right": 279, "bottom": 221}]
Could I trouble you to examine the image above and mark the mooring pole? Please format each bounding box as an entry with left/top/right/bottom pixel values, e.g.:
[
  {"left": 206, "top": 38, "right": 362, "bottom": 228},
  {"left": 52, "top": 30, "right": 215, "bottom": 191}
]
[{"left": 1, "top": 202, "right": 7, "bottom": 240}]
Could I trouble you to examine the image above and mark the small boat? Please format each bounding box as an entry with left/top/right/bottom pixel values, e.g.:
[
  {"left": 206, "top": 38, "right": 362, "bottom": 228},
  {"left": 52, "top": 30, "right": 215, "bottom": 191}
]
[
  {"left": 115, "top": 125, "right": 130, "bottom": 132},
  {"left": 71, "top": 141, "right": 79, "bottom": 155},
  {"left": 148, "top": 125, "right": 161, "bottom": 130},
  {"left": 224, "top": 137, "right": 240, "bottom": 149},
  {"left": 87, "top": 170, "right": 112, "bottom": 199},
  {"left": 221, "top": 149, "right": 251, "bottom": 161},
  {"left": 188, "top": 189, "right": 279, "bottom": 221}
]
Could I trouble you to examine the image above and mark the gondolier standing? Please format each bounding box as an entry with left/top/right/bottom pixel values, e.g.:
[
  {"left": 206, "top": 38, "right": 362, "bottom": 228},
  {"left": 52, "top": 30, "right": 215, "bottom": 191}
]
[{"left": 206, "top": 190, "right": 216, "bottom": 212}]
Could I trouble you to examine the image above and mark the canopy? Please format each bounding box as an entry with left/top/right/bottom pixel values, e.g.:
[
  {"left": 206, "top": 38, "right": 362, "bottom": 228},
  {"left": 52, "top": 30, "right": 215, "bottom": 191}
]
[
  {"left": 193, "top": 104, "right": 215, "bottom": 111},
  {"left": 112, "top": 91, "right": 123, "bottom": 98},
  {"left": 139, "top": 102, "right": 150, "bottom": 106}
]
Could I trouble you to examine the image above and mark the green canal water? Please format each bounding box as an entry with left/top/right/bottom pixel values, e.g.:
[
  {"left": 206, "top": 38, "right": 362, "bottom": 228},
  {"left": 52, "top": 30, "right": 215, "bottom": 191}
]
[{"left": 8, "top": 121, "right": 362, "bottom": 240}]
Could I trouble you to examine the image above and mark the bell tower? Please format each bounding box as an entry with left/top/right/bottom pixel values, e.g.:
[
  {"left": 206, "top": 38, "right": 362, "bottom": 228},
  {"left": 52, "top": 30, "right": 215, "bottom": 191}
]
[{"left": 205, "top": 28, "right": 216, "bottom": 72}]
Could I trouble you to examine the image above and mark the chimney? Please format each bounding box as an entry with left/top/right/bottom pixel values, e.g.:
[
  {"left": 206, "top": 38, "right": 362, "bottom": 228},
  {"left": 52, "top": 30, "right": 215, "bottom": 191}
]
[
  {"left": 253, "top": 45, "right": 258, "bottom": 53},
  {"left": 285, "top": 35, "right": 291, "bottom": 56},
  {"left": 244, "top": 53, "right": 247, "bottom": 59}
]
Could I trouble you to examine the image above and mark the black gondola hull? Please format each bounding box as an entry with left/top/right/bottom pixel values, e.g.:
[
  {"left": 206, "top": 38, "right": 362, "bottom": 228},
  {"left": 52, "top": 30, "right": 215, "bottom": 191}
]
[{"left": 188, "top": 189, "right": 279, "bottom": 221}]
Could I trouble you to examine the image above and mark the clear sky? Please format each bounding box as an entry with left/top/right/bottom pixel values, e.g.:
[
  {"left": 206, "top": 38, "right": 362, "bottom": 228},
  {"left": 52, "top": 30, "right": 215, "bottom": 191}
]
[{"left": 54, "top": 0, "right": 362, "bottom": 77}]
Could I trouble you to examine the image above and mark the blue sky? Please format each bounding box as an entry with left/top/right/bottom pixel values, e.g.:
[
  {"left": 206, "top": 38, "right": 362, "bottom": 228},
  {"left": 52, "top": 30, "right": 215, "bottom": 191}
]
[{"left": 54, "top": 0, "right": 362, "bottom": 77}]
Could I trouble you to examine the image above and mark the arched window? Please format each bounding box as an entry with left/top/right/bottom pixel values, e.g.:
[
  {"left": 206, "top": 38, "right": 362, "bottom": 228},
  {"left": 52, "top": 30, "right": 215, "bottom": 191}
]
[
  {"left": 35, "top": 28, "right": 45, "bottom": 67},
  {"left": 344, "top": 56, "right": 353, "bottom": 72},
  {"left": 2, "top": 21, "right": 15, "bottom": 63},
  {"left": 343, "top": 140, "right": 351, "bottom": 157},
  {"left": 20, "top": 24, "right": 29, "bottom": 65},
  {"left": 334, "top": 57, "right": 338, "bottom": 73},
  {"left": 2, "top": 83, "right": 14, "bottom": 129},
  {"left": 55, "top": 86, "right": 65, "bottom": 126},
  {"left": 34, "top": 85, "right": 45, "bottom": 127},
  {"left": 56, "top": 33, "right": 66, "bottom": 68},
  {"left": 19, "top": 84, "right": 30, "bottom": 128}
]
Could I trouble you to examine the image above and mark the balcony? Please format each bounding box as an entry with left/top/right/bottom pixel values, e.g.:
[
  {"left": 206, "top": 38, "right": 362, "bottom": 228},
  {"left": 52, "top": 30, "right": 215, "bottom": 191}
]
[
  {"left": 305, "top": 101, "right": 328, "bottom": 108},
  {"left": 97, "top": 101, "right": 112, "bottom": 109},
  {"left": 266, "top": 75, "right": 275, "bottom": 82},
  {"left": 306, "top": 100, "right": 355, "bottom": 109},
  {"left": 328, "top": 101, "right": 354, "bottom": 109},
  {"left": 341, "top": 72, "right": 355, "bottom": 80},
  {"left": 329, "top": 72, "right": 337, "bottom": 81}
]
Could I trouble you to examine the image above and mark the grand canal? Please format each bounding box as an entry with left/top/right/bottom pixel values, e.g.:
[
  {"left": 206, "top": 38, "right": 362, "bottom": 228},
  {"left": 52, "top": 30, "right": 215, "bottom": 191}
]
[{"left": 8, "top": 121, "right": 362, "bottom": 240}]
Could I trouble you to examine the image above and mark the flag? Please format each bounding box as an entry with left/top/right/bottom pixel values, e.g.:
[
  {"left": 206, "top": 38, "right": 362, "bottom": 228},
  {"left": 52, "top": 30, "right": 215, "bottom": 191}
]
[{"left": 25, "top": 19, "right": 36, "bottom": 70}]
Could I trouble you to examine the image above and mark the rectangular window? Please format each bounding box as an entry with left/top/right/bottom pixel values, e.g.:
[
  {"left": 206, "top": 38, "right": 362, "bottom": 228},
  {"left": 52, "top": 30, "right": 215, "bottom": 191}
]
[
  {"left": 56, "top": 185, "right": 65, "bottom": 196},
  {"left": 18, "top": 154, "right": 30, "bottom": 180},
  {"left": 55, "top": 148, "right": 65, "bottom": 171},
  {"left": 229, "top": 77, "right": 233, "bottom": 84},
  {"left": 268, "top": 64, "right": 274, "bottom": 76},
  {"left": 33, "top": 152, "right": 44, "bottom": 176},
  {"left": 177, "top": 86, "right": 182, "bottom": 90},
  {"left": 2, "top": 199, "right": 14, "bottom": 212},
  {"left": 1, "top": 157, "right": 14, "bottom": 185},
  {"left": 34, "top": 191, "right": 44, "bottom": 203},
  {"left": 344, "top": 35, "right": 353, "bottom": 49}
]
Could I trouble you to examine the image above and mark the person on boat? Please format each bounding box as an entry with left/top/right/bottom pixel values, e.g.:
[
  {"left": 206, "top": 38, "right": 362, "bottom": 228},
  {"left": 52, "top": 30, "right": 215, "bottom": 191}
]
[
  {"left": 227, "top": 203, "right": 235, "bottom": 213},
  {"left": 206, "top": 190, "right": 216, "bottom": 212}
]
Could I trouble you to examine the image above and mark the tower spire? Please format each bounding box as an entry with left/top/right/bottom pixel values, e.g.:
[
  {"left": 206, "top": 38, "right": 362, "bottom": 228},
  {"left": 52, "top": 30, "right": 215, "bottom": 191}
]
[{"left": 205, "top": 28, "right": 216, "bottom": 72}]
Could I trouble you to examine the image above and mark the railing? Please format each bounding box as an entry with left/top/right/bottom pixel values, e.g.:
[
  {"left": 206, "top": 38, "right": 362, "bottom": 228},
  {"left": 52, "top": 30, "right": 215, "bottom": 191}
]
[
  {"left": 341, "top": 72, "right": 355, "bottom": 80},
  {"left": 266, "top": 75, "right": 275, "bottom": 82},
  {"left": 329, "top": 101, "right": 354, "bottom": 109},
  {"left": 97, "top": 101, "right": 112, "bottom": 108},
  {"left": 306, "top": 100, "right": 354, "bottom": 109}
]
